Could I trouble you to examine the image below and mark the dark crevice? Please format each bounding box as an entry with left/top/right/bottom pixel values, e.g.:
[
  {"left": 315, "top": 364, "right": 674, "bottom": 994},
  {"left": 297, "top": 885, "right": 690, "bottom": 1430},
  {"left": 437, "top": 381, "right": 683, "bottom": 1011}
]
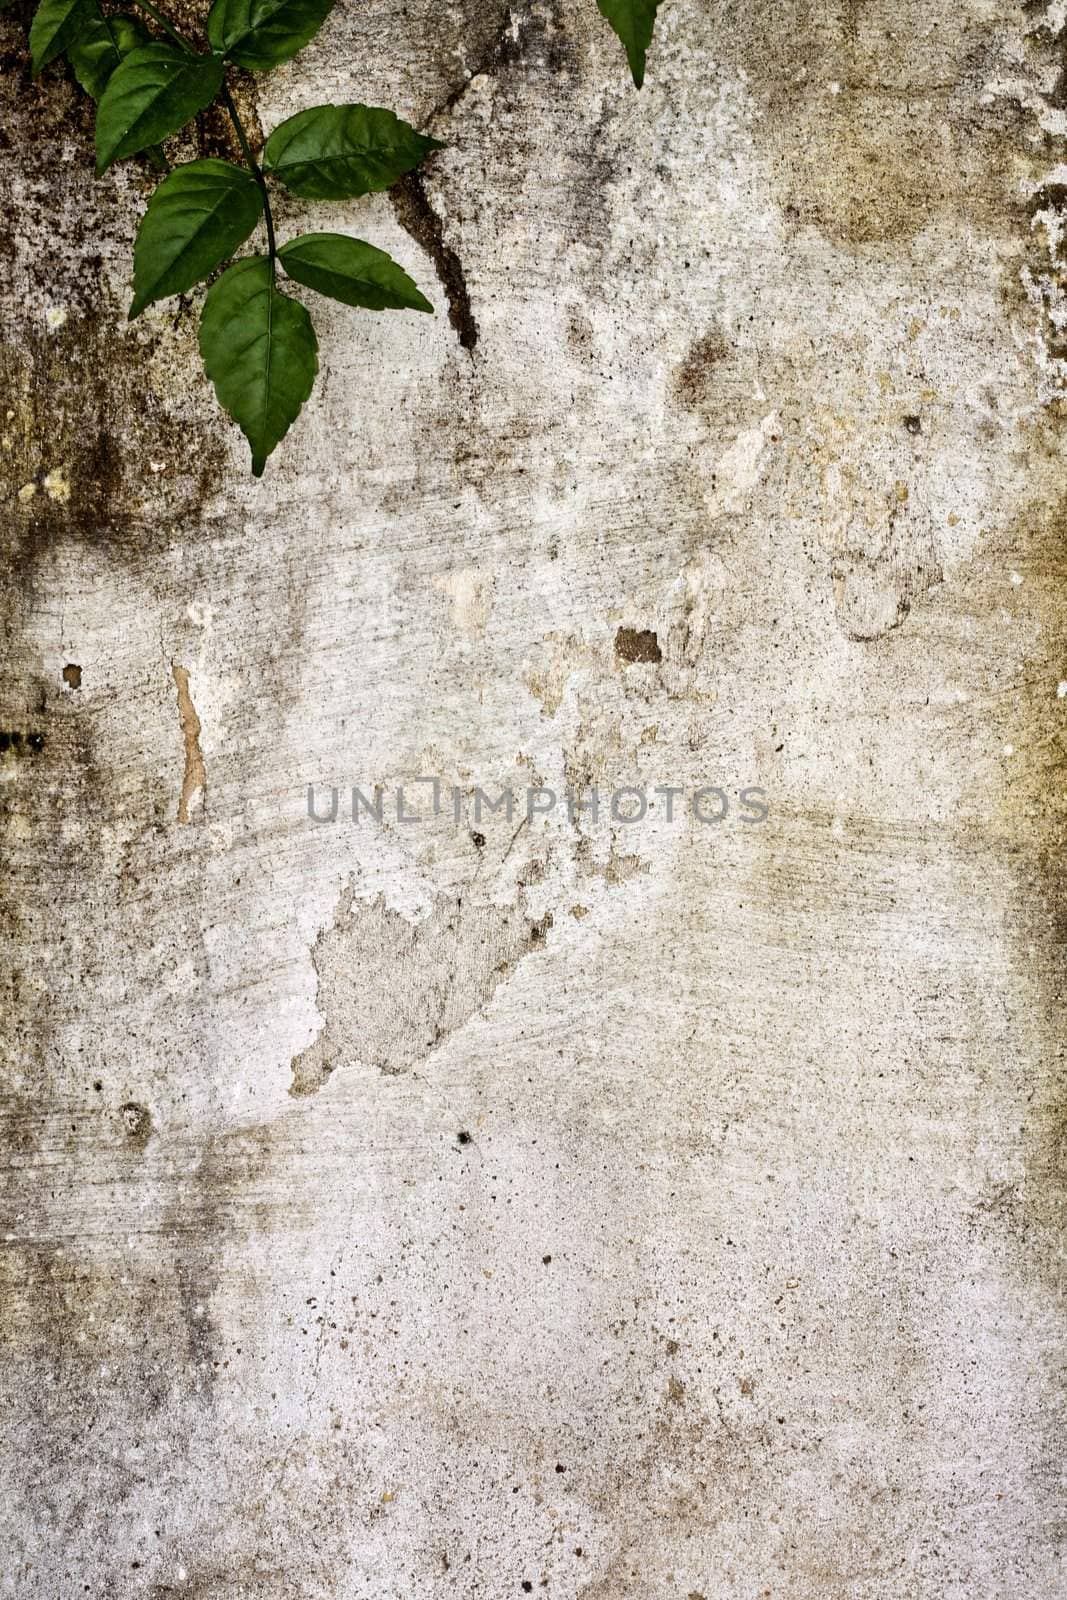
[
  {"left": 387, "top": 2, "right": 571, "bottom": 355},
  {"left": 390, "top": 171, "right": 478, "bottom": 353}
]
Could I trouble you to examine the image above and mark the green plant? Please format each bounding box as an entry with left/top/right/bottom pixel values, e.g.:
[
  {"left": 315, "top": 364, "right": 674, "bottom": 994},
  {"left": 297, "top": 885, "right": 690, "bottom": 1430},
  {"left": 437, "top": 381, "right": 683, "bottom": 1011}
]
[
  {"left": 28, "top": 0, "right": 441, "bottom": 474},
  {"left": 23, "top": 0, "right": 663, "bottom": 474},
  {"left": 597, "top": 0, "right": 662, "bottom": 89}
]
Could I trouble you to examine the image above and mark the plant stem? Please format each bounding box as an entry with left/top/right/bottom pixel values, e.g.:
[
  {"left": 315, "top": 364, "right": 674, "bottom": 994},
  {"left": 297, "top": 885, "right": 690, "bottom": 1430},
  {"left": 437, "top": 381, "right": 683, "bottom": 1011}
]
[
  {"left": 128, "top": 0, "right": 278, "bottom": 264},
  {"left": 130, "top": 0, "right": 193, "bottom": 51},
  {"left": 221, "top": 86, "right": 277, "bottom": 262}
]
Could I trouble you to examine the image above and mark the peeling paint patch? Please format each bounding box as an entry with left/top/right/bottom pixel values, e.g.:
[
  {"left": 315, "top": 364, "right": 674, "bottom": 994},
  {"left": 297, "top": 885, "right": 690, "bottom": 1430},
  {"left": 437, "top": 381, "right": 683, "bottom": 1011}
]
[
  {"left": 290, "top": 883, "right": 551, "bottom": 1096},
  {"left": 523, "top": 633, "right": 603, "bottom": 716},
  {"left": 171, "top": 664, "right": 206, "bottom": 825}
]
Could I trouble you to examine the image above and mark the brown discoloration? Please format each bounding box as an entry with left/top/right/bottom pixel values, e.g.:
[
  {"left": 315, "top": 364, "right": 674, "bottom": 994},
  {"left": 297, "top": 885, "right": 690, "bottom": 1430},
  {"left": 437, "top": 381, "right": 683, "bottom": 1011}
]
[
  {"left": 673, "top": 328, "right": 731, "bottom": 411},
  {"left": 0, "top": 13, "right": 232, "bottom": 599},
  {"left": 523, "top": 633, "right": 605, "bottom": 716},
  {"left": 194, "top": 69, "right": 264, "bottom": 162},
  {"left": 0, "top": 666, "right": 102, "bottom": 1098},
  {"left": 171, "top": 664, "right": 206, "bottom": 824},
  {"left": 0, "top": 310, "right": 225, "bottom": 570},
  {"left": 576, "top": 838, "right": 650, "bottom": 884},
  {"left": 291, "top": 884, "right": 552, "bottom": 1095},
  {"left": 389, "top": 0, "right": 575, "bottom": 353},
  {"left": 977, "top": 457, "right": 1067, "bottom": 1267},
  {"left": 614, "top": 627, "right": 662, "bottom": 664},
  {"left": 831, "top": 534, "right": 944, "bottom": 641},
  {"left": 721, "top": 0, "right": 1028, "bottom": 246},
  {"left": 0, "top": 728, "right": 44, "bottom": 753}
]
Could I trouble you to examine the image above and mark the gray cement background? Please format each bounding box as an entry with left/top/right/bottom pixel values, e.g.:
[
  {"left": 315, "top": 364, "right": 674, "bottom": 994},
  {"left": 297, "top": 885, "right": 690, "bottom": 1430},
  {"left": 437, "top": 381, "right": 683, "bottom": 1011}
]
[{"left": 2, "top": 1, "right": 1066, "bottom": 1595}]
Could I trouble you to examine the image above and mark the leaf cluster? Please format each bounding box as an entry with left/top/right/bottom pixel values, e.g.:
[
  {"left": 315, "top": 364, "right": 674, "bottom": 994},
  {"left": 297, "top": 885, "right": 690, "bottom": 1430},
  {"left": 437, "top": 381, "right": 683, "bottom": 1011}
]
[
  {"left": 25, "top": 0, "right": 664, "bottom": 472},
  {"left": 30, "top": 0, "right": 440, "bottom": 473}
]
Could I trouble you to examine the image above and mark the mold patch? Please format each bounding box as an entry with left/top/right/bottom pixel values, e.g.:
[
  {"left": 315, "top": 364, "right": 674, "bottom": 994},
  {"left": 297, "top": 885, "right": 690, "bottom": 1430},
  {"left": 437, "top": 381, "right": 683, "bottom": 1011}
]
[{"left": 718, "top": 0, "right": 1027, "bottom": 247}]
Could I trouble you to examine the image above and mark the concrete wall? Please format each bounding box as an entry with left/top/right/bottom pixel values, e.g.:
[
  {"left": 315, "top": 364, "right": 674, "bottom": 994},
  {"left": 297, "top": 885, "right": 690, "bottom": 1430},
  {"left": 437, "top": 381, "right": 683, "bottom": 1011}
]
[{"left": 2, "top": 2, "right": 1065, "bottom": 1595}]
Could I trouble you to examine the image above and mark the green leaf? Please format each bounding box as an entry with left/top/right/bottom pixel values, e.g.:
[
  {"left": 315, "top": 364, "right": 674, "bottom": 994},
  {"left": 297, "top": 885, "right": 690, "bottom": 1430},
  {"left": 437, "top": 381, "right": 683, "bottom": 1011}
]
[
  {"left": 278, "top": 233, "right": 432, "bottom": 314},
  {"left": 130, "top": 160, "right": 263, "bottom": 318},
  {"left": 29, "top": 0, "right": 94, "bottom": 75},
  {"left": 95, "top": 43, "right": 225, "bottom": 175},
  {"left": 595, "top": 0, "right": 661, "bottom": 88},
  {"left": 66, "top": 7, "right": 150, "bottom": 100},
  {"left": 199, "top": 256, "right": 318, "bottom": 476},
  {"left": 262, "top": 104, "right": 442, "bottom": 201},
  {"left": 207, "top": 0, "right": 334, "bottom": 70}
]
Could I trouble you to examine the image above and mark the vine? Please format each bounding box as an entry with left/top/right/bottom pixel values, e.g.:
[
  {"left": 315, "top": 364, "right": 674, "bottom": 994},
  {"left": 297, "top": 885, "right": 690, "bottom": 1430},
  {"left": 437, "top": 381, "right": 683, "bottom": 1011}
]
[{"left": 23, "top": 0, "right": 662, "bottom": 474}]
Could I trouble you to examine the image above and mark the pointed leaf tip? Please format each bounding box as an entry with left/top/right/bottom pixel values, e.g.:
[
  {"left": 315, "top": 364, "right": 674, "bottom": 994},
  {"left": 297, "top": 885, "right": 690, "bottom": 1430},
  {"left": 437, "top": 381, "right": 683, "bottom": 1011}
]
[
  {"left": 67, "top": 7, "right": 150, "bottom": 100},
  {"left": 278, "top": 232, "right": 434, "bottom": 313},
  {"left": 207, "top": 0, "right": 336, "bottom": 71},
  {"left": 130, "top": 158, "right": 262, "bottom": 317},
  {"left": 262, "top": 103, "right": 440, "bottom": 200},
  {"left": 95, "top": 44, "right": 224, "bottom": 173},
  {"left": 29, "top": 0, "right": 94, "bottom": 75},
  {"left": 595, "top": 0, "right": 661, "bottom": 89},
  {"left": 199, "top": 256, "right": 318, "bottom": 474}
]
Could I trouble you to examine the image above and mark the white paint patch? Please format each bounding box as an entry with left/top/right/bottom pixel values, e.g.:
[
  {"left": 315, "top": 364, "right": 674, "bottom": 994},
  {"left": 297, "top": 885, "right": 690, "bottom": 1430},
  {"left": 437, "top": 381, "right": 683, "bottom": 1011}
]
[
  {"left": 708, "top": 411, "right": 778, "bottom": 516},
  {"left": 433, "top": 567, "right": 493, "bottom": 638},
  {"left": 43, "top": 468, "right": 70, "bottom": 503}
]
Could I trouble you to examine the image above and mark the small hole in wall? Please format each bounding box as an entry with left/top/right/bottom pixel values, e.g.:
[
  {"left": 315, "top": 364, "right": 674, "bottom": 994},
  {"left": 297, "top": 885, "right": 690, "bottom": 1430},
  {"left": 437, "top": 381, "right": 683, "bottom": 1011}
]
[
  {"left": 63, "top": 663, "right": 82, "bottom": 689},
  {"left": 120, "top": 1102, "right": 152, "bottom": 1144},
  {"left": 471, "top": 832, "right": 485, "bottom": 849},
  {"left": 457, "top": 1130, "right": 472, "bottom": 1146},
  {"left": 903, "top": 414, "right": 921, "bottom": 434}
]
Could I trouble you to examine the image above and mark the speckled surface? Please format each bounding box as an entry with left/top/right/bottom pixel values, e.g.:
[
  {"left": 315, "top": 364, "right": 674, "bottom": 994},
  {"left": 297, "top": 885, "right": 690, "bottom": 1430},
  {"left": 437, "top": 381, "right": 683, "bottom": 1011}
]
[{"left": 2, "top": 2, "right": 1066, "bottom": 1595}]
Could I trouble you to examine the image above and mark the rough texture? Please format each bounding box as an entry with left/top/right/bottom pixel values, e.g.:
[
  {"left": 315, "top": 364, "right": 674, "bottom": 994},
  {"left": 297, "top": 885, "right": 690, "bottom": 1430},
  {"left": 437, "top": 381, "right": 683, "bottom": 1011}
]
[{"left": 2, "top": 1, "right": 1067, "bottom": 1595}]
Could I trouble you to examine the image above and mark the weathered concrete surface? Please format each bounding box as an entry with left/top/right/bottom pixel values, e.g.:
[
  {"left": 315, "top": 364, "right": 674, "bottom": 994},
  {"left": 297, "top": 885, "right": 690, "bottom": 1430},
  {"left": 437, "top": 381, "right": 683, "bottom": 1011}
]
[{"left": 2, "top": 1, "right": 1067, "bottom": 1595}]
